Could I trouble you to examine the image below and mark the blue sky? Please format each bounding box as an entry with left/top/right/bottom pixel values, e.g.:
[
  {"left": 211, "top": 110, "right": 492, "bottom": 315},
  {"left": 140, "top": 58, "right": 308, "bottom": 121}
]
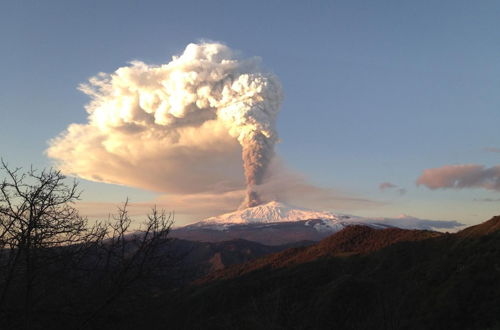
[{"left": 1, "top": 0, "right": 500, "bottom": 225}]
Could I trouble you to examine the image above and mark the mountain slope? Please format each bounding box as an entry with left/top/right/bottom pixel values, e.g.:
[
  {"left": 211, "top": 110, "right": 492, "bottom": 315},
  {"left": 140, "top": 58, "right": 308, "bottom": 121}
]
[
  {"left": 457, "top": 215, "right": 500, "bottom": 238},
  {"left": 168, "top": 238, "right": 314, "bottom": 283},
  {"left": 171, "top": 219, "right": 357, "bottom": 245},
  {"left": 199, "top": 225, "right": 442, "bottom": 283},
  {"left": 155, "top": 216, "right": 500, "bottom": 330}
]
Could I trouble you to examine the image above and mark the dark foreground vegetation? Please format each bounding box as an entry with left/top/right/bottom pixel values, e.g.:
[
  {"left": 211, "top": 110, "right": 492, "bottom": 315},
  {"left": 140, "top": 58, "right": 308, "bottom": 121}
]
[
  {"left": 1, "top": 162, "right": 499, "bottom": 329},
  {"left": 0, "top": 162, "right": 175, "bottom": 329}
]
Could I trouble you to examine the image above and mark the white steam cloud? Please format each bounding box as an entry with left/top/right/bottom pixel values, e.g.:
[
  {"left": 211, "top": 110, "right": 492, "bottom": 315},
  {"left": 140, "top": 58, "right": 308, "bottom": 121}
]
[{"left": 48, "top": 43, "right": 282, "bottom": 207}]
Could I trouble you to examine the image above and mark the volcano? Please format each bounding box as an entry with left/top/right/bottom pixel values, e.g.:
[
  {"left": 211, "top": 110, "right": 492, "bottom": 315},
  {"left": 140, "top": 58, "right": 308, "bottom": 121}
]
[
  {"left": 170, "top": 201, "right": 463, "bottom": 245},
  {"left": 170, "top": 201, "right": 390, "bottom": 245},
  {"left": 199, "top": 201, "right": 347, "bottom": 225}
]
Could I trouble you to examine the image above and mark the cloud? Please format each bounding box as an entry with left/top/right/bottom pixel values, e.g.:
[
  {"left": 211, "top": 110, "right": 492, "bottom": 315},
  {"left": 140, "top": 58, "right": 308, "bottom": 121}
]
[
  {"left": 77, "top": 190, "right": 243, "bottom": 222},
  {"left": 379, "top": 182, "right": 406, "bottom": 195},
  {"left": 363, "top": 215, "right": 464, "bottom": 232},
  {"left": 484, "top": 147, "right": 500, "bottom": 153},
  {"left": 49, "top": 42, "right": 380, "bottom": 218},
  {"left": 251, "top": 160, "right": 382, "bottom": 211},
  {"left": 417, "top": 164, "right": 500, "bottom": 191},
  {"left": 397, "top": 188, "right": 407, "bottom": 195},
  {"left": 50, "top": 121, "right": 245, "bottom": 194},
  {"left": 148, "top": 166, "right": 383, "bottom": 218},
  {"left": 76, "top": 159, "right": 382, "bottom": 223},
  {"left": 47, "top": 42, "right": 281, "bottom": 199},
  {"left": 473, "top": 198, "right": 500, "bottom": 202},
  {"left": 379, "top": 182, "right": 397, "bottom": 190},
  {"left": 154, "top": 190, "right": 245, "bottom": 217}
]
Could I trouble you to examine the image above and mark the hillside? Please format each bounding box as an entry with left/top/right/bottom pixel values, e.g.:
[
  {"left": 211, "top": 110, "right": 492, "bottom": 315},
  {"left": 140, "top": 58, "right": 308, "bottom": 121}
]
[
  {"left": 200, "top": 225, "right": 442, "bottom": 283},
  {"left": 168, "top": 238, "right": 313, "bottom": 282},
  {"left": 152, "top": 216, "right": 500, "bottom": 330},
  {"left": 6, "top": 215, "right": 498, "bottom": 330},
  {"left": 457, "top": 215, "right": 500, "bottom": 238}
]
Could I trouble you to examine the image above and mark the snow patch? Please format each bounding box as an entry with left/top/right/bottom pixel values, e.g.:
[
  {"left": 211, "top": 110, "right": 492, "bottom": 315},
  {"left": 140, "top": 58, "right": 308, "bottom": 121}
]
[{"left": 197, "top": 201, "right": 344, "bottom": 225}]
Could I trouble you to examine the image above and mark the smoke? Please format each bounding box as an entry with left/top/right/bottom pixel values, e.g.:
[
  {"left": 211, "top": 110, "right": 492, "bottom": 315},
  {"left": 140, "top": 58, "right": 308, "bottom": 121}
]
[
  {"left": 251, "top": 159, "right": 383, "bottom": 211},
  {"left": 240, "top": 132, "right": 275, "bottom": 207},
  {"left": 76, "top": 162, "right": 384, "bottom": 224},
  {"left": 48, "top": 43, "right": 282, "bottom": 207}
]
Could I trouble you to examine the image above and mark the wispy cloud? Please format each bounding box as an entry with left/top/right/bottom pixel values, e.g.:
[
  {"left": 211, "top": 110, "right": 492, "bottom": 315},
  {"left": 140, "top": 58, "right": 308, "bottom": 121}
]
[
  {"left": 365, "top": 215, "right": 464, "bottom": 232},
  {"left": 483, "top": 147, "right": 500, "bottom": 153},
  {"left": 379, "top": 182, "right": 406, "bottom": 195},
  {"left": 473, "top": 198, "right": 500, "bottom": 202},
  {"left": 417, "top": 164, "right": 500, "bottom": 191},
  {"left": 77, "top": 161, "right": 383, "bottom": 224},
  {"left": 379, "top": 182, "right": 397, "bottom": 190}
]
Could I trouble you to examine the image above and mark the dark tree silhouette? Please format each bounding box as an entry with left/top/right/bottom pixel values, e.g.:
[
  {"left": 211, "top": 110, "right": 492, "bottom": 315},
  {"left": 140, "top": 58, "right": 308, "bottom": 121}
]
[
  {"left": 0, "top": 160, "right": 94, "bottom": 326},
  {"left": 0, "top": 161, "right": 174, "bottom": 330}
]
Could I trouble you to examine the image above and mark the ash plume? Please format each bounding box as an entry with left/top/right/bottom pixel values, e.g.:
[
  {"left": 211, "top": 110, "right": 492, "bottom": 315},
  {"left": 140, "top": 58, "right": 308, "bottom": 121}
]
[
  {"left": 48, "top": 43, "right": 282, "bottom": 207},
  {"left": 240, "top": 132, "right": 275, "bottom": 207}
]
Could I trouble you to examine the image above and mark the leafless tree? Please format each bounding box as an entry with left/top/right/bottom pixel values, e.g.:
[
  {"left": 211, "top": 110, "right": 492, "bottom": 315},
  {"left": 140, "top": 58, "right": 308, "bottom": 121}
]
[
  {"left": 77, "top": 200, "right": 174, "bottom": 329},
  {"left": 0, "top": 160, "right": 97, "bottom": 326},
  {"left": 0, "top": 161, "right": 175, "bottom": 330}
]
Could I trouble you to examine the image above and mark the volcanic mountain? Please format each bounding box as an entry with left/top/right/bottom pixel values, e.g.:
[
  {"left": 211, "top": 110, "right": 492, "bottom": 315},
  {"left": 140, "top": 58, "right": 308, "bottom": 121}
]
[
  {"left": 198, "top": 201, "right": 348, "bottom": 225},
  {"left": 170, "top": 201, "right": 448, "bottom": 245}
]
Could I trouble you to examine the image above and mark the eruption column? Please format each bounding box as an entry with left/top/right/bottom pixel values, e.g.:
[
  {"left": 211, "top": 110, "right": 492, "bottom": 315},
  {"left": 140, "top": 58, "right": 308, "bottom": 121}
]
[
  {"left": 241, "top": 132, "right": 275, "bottom": 208},
  {"left": 47, "top": 42, "right": 282, "bottom": 209}
]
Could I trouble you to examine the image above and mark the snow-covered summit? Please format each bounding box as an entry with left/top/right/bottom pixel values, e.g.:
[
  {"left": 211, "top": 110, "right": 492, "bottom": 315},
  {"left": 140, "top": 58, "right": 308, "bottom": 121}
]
[
  {"left": 181, "top": 200, "right": 463, "bottom": 233},
  {"left": 198, "top": 201, "right": 347, "bottom": 225},
  {"left": 172, "top": 201, "right": 464, "bottom": 244}
]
